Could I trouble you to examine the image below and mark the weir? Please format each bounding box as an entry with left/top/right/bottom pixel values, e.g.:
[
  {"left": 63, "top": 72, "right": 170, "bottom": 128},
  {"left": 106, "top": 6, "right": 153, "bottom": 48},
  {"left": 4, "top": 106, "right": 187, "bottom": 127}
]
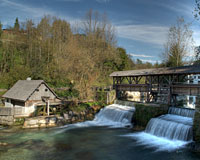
[
  {"left": 145, "top": 107, "right": 194, "bottom": 141},
  {"left": 93, "top": 102, "right": 135, "bottom": 127},
  {"left": 59, "top": 101, "right": 136, "bottom": 130}
]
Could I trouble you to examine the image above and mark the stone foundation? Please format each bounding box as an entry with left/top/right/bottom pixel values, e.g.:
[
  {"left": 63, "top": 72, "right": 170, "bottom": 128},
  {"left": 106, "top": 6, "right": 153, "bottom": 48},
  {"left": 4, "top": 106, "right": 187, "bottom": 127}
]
[
  {"left": 133, "top": 103, "right": 168, "bottom": 128},
  {"left": 192, "top": 96, "right": 200, "bottom": 152},
  {"left": 0, "top": 116, "right": 14, "bottom": 125},
  {"left": 23, "top": 116, "right": 57, "bottom": 128}
]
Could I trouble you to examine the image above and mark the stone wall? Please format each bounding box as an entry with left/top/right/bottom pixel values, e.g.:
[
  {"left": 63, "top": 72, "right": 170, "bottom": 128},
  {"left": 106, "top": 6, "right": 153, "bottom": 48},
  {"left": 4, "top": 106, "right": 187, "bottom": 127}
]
[
  {"left": 0, "top": 116, "right": 14, "bottom": 125},
  {"left": 63, "top": 105, "right": 102, "bottom": 123},
  {"left": 23, "top": 116, "right": 57, "bottom": 128},
  {"left": 192, "top": 96, "right": 200, "bottom": 151}
]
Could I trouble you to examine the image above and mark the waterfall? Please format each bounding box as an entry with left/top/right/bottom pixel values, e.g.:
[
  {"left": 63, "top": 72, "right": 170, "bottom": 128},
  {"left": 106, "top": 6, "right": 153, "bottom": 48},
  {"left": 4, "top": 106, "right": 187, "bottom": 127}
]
[
  {"left": 93, "top": 104, "right": 135, "bottom": 127},
  {"left": 145, "top": 107, "right": 194, "bottom": 141},
  {"left": 58, "top": 102, "right": 135, "bottom": 131},
  {"left": 168, "top": 107, "right": 195, "bottom": 118},
  {"left": 123, "top": 106, "right": 195, "bottom": 151}
]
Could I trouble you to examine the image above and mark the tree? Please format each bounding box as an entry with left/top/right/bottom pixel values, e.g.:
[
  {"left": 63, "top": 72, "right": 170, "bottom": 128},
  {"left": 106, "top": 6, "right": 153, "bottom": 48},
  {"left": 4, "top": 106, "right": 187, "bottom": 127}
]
[
  {"left": 195, "top": 0, "right": 200, "bottom": 20},
  {"left": 82, "top": 9, "right": 116, "bottom": 46},
  {"left": 14, "top": 17, "right": 20, "bottom": 31},
  {"left": 162, "top": 17, "right": 193, "bottom": 67},
  {"left": 193, "top": 46, "right": 200, "bottom": 65}
]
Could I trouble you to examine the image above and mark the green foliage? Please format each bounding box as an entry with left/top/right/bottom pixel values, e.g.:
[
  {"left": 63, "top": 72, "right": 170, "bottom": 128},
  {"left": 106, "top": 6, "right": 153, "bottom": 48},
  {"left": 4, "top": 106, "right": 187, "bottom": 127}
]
[
  {"left": 85, "top": 101, "right": 105, "bottom": 107},
  {"left": 55, "top": 82, "right": 79, "bottom": 99},
  {"left": 55, "top": 89, "right": 79, "bottom": 99},
  {"left": 117, "top": 47, "right": 132, "bottom": 70},
  {"left": 96, "top": 91, "right": 107, "bottom": 104},
  {"left": 68, "top": 103, "right": 89, "bottom": 113},
  {"left": 0, "top": 13, "right": 158, "bottom": 100},
  {"left": 14, "top": 118, "right": 25, "bottom": 125},
  {"left": 0, "top": 65, "right": 31, "bottom": 88}
]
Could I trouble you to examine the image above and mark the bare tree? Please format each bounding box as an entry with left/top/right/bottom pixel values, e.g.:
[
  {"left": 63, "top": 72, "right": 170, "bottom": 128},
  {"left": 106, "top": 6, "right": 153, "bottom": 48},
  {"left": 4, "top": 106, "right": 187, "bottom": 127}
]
[
  {"left": 162, "top": 17, "right": 193, "bottom": 67},
  {"left": 82, "top": 9, "right": 116, "bottom": 46}
]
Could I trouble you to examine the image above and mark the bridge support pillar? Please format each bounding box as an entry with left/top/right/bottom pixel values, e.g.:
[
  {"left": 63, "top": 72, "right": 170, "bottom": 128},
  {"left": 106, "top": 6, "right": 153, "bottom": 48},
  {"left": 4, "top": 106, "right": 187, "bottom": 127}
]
[{"left": 193, "top": 96, "right": 200, "bottom": 143}]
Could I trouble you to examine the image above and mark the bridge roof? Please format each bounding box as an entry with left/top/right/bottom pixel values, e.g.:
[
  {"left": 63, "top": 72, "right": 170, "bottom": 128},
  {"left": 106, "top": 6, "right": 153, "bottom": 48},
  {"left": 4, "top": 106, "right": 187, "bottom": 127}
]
[{"left": 110, "top": 65, "right": 200, "bottom": 77}]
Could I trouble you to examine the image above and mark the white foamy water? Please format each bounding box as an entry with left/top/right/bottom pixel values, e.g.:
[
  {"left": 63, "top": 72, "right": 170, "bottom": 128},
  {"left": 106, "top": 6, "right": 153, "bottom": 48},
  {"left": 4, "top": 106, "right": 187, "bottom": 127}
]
[
  {"left": 122, "top": 132, "right": 189, "bottom": 152},
  {"left": 122, "top": 107, "right": 194, "bottom": 151},
  {"left": 56, "top": 104, "right": 135, "bottom": 133}
]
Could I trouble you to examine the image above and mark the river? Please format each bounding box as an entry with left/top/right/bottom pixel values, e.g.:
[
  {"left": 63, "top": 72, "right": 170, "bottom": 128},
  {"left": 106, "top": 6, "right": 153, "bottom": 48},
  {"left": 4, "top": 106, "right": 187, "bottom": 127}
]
[{"left": 0, "top": 126, "right": 200, "bottom": 160}]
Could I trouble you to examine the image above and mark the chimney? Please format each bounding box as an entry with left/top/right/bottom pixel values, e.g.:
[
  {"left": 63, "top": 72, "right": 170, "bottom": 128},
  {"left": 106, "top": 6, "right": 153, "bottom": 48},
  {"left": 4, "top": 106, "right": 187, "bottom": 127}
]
[{"left": 27, "top": 77, "right": 31, "bottom": 81}]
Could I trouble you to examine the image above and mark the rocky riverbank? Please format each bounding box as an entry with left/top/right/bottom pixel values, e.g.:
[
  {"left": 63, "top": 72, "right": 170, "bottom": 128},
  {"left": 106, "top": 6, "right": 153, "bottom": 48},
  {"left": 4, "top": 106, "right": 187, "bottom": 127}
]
[{"left": 23, "top": 105, "right": 103, "bottom": 128}]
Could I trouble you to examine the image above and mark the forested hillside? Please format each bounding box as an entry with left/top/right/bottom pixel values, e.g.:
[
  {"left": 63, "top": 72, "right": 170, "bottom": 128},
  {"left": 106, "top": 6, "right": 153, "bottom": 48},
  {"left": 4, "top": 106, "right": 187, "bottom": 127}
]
[{"left": 0, "top": 11, "right": 158, "bottom": 100}]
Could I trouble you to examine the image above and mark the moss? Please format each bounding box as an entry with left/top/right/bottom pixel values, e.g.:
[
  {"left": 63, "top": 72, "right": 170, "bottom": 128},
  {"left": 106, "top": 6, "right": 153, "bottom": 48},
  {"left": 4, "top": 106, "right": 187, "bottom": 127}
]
[
  {"left": 14, "top": 118, "right": 25, "bottom": 126},
  {"left": 133, "top": 103, "right": 168, "bottom": 127},
  {"left": 68, "top": 103, "right": 89, "bottom": 113}
]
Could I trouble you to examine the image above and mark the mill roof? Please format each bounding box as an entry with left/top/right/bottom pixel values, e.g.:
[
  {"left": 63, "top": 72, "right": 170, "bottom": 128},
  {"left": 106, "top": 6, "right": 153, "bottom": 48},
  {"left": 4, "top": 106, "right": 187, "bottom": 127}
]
[
  {"left": 2, "top": 80, "right": 57, "bottom": 101},
  {"left": 110, "top": 65, "right": 200, "bottom": 77}
]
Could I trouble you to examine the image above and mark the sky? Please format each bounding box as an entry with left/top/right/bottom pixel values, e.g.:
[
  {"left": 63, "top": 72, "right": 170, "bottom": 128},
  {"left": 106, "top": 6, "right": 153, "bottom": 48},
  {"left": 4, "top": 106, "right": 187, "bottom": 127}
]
[{"left": 0, "top": 0, "right": 199, "bottom": 63}]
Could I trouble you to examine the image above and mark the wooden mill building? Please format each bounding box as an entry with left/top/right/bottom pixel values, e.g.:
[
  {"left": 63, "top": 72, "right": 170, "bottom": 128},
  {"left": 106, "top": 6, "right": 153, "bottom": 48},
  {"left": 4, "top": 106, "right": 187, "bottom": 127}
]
[
  {"left": 110, "top": 65, "right": 200, "bottom": 105},
  {"left": 1, "top": 79, "right": 61, "bottom": 117}
]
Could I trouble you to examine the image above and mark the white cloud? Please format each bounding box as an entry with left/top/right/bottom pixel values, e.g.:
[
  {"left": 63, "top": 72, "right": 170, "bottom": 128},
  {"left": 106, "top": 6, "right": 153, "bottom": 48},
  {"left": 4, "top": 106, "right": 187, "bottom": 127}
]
[
  {"left": 140, "top": 59, "right": 161, "bottom": 64},
  {"left": 116, "top": 24, "right": 169, "bottom": 46},
  {"left": 1, "top": 0, "right": 56, "bottom": 18},
  {"left": 129, "top": 53, "right": 154, "bottom": 58},
  {"left": 153, "top": 1, "right": 194, "bottom": 18},
  {"left": 0, "top": 0, "right": 82, "bottom": 27}
]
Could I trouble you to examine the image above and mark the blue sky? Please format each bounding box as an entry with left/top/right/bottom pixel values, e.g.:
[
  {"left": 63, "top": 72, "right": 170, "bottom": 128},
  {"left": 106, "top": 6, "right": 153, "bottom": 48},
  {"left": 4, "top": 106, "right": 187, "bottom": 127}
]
[{"left": 0, "top": 0, "right": 199, "bottom": 63}]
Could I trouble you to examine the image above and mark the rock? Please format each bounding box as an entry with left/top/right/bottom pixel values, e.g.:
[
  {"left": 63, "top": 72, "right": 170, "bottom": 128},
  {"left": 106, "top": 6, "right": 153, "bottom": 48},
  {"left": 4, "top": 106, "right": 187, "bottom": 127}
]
[
  {"left": 0, "top": 142, "right": 8, "bottom": 146},
  {"left": 64, "top": 113, "right": 70, "bottom": 120},
  {"left": 189, "top": 142, "right": 200, "bottom": 152},
  {"left": 23, "top": 116, "right": 58, "bottom": 128},
  {"left": 55, "top": 143, "right": 72, "bottom": 151}
]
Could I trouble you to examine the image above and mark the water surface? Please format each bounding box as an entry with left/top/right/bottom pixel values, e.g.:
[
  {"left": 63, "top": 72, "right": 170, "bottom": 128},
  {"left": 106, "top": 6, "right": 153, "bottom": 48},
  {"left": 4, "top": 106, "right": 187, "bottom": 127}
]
[{"left": 0, "top": 126, "right": 200, "bottom": 160}]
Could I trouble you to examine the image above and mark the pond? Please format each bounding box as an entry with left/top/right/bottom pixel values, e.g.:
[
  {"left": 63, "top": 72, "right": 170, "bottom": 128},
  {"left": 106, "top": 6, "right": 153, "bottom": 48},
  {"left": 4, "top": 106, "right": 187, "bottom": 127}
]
[{"left": 0, "top": 125, "right": 200, "bottom": 160}]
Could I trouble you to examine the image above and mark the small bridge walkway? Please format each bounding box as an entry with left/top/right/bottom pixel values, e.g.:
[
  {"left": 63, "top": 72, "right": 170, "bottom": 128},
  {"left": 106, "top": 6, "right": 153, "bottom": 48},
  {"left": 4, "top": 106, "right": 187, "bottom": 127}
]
[{"left": 110, "top": 65, "right": 200, "bottom": 105}]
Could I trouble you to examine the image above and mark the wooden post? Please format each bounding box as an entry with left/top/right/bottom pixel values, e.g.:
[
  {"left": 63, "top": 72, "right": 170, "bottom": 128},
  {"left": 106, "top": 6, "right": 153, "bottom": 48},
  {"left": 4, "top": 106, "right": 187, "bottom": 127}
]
[
  {"left": 193, "top": 96, "right": 200, "bottom": 143},
  {"left": 47, "top": 100, "right": 49, "bottom": 116}
]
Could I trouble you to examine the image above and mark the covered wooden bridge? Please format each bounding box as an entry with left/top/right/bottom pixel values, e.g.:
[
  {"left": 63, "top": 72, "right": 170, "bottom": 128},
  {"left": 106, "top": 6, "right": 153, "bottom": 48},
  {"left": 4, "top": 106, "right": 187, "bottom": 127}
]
[{"left": 110, "top": 65, "right": 200, "bottom": 105}]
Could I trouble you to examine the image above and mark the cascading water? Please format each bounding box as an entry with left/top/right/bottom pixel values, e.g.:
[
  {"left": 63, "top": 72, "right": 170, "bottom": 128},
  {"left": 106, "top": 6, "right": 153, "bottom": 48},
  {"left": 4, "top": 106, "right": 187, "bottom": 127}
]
[
  {"left": 58, "top": 102, "right": 135, "bottom": 133},
  {"left": 145, "top": 107, "right": 194, "bottom": 141},
  {"left": 92, "top": 104, "right": 135, "bottom": 127},
  {"left": 123, "top": 107, "right": 195, "bottom": 151},
  {"left": 168, "top": 107, "right": 195, "bottom": 118}
]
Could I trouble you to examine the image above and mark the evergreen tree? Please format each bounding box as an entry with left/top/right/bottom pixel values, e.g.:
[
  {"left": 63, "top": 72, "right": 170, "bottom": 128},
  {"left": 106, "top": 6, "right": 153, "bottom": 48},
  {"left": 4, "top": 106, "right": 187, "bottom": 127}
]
[{"left": 14, "top": 17, "right": 20, "bottom": 31}]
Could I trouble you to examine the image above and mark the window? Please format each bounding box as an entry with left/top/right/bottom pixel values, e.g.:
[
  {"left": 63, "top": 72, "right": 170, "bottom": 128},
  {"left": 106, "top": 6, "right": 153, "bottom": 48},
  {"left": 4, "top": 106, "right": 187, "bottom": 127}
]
[
  {"left": 45, "top": 88, "right": 48, "bottom": 92},
  {"left": 189, "top": 97, "right": 193, "bottom": 105}
]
